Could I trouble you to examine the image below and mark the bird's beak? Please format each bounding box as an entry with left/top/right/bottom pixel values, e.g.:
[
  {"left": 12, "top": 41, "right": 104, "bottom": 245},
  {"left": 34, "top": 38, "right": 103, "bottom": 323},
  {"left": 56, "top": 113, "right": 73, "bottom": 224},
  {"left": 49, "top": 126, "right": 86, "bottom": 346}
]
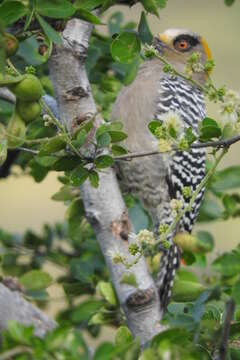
[{"left": 152, "top": 36, "right": 165, "bottom": 55}]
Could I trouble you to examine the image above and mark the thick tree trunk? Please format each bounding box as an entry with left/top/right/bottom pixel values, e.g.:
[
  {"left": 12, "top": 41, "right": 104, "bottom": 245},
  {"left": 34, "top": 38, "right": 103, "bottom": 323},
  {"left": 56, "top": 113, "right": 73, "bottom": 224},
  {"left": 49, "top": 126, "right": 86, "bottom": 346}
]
[{"left": 49, "top": 18, "right": 162, "bottom": 345}]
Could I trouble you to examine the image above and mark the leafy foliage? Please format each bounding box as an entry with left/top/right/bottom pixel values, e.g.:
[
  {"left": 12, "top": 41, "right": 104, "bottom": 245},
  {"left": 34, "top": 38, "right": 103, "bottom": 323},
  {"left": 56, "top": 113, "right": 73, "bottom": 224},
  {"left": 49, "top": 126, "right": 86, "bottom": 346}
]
[{"left": 0, "top": 1, "right": 240, "bottom": 359}]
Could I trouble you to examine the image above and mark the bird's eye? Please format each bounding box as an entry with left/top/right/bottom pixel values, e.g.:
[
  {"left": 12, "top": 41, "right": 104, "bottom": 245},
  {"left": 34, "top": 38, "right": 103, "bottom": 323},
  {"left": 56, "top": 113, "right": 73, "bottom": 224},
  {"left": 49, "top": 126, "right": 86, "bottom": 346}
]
[{"left": 174, "top": 39, "right": 190, "bottom": 52}]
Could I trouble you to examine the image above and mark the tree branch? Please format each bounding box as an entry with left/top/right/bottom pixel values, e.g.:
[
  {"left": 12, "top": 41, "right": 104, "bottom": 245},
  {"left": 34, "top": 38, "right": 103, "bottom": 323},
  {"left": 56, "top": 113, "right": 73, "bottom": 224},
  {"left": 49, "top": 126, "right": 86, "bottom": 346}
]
[
  {"left": 0, "top": 283, "right": 56, "bottom": 338},
  {"left": 218, "top": 299, "right": 235, "bottom": 360},
  {"left": 0, "top": 88, "right": 15, "bottom": 104},
  {"left": 49, "top": 18, "right": 162, "bottom": 345},
  {"left": 114, "top": 136, "right": 240, "bottom": 161}
]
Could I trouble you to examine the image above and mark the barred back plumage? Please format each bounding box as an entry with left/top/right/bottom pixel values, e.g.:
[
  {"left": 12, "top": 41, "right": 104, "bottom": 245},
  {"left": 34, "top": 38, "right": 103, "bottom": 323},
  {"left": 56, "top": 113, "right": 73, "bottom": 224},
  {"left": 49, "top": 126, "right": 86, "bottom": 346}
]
[{"left": 155, "top": 76, "right": 206, "bottom": 309}]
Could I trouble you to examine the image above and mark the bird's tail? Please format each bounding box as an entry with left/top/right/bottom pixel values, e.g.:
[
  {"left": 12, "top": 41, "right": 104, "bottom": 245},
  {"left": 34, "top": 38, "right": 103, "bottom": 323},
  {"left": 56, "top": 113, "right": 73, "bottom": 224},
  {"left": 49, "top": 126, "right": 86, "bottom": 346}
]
[{"left": 156, "top": 243, "right": 181, "bottom": 310}]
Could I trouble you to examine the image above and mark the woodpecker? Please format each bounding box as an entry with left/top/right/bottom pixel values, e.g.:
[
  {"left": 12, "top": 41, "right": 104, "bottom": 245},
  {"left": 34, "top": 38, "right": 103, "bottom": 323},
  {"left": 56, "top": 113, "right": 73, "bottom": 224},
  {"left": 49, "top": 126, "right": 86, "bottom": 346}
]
[{"left": 111, "top": 29, "right": 211, "bottom": 309}]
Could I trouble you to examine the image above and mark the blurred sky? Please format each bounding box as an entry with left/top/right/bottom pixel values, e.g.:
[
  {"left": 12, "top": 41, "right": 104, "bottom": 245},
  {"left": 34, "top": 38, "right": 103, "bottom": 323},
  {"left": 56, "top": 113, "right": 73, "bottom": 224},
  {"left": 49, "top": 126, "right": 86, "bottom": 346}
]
[{"left": 0, "top": 0, "right": 239, "bottom": 253}]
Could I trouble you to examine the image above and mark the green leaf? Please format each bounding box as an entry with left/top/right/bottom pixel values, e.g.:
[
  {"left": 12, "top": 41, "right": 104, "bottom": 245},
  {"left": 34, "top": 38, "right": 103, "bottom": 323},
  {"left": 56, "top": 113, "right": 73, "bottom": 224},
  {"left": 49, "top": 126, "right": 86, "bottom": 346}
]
[
  {"left": 222, "top": 194, "right": 239, "bottom": 217},
  {"left": 120, "top": 272, "right": 138, "bottom": 287},
  {"left": 75, "top": 129, "right": 87, "bottom": 148},
  {"left": 52, "top": 156, "right": 80, "bottom": 171},
  {"left": 94, "top": 154, "right": 113, "bottom": 169},
  {"left": 196, "top": 231, "right": 214, "bottom": 253},
  {"left": 20, "top": 270, "right": 52, "bottom": 290},
  {"left": 7, "top": 113, "right": 26, "bottom": 149},
  {"left": 115, "top": 326, "right": 133, "bottom": 346},
  {"left": 8, "top": 321, "right": 34, "bottom": 344},
  {"left": 36, "top": 0, "right": 75, "bottom": 18},
  {"left": 65, "top": 199, "right": 84, "bottom": 241},
  {"left": 94, "top": 342, "right": 115, "bottom": 360},
  {"left": 129, "top": 199, "right": 149, "bottom": 232},
  {"left": 71, "top": 299, "right": 104, "bottom": 323},
  {"left": 233, "top": 281, "right": 240, "bottom": 304},
  {"left": 109, "top": 130, "right": 128, "bottom": 142},
  {"left": 199, "top": 117, "right": 222, "bottom": 141},
  {"left": 210, "top": 166, "right": 240, "bottom": 193},
  {"left": 198, "top": 195, "right": 224, "bottom": 222},
  {"left": 35, "top": 155, "right": 57, "bottom": 167},
  {"left": 112, "top": 144, "right": 128, "bottom": 156},
  {"left": 184, "top": 127, "right": 197, "bottom": 145},
  {"left": 39, "top": 136, "right": 66, "bottom": 155},
  {"left": 138, "top": 11, "right": 153, "bottom": 44},
  {"left": 140, "top": 0, "right": 159, "bottom": 16},
  {"left": 0, "top": 1, "right": 26, "bottom": 26},
  {"left": 18, "top": 36, "right": 49, "bottom": 66},
  {"left": 0, "top": 135, "right": 7, "bottom": 166},
  {"left": 75, "top": 8, "right": 103, "bottom": 25},
  {"left": 225, "top": 0, "right": 235, "bottom": 5},
  {"left": 97, "top": 131, "right": 111, "bottom": 147},
  {"left": 123, "top": 57, "right": 139, "bottom": 85},
  {"left": 0, "top": 29, "right": 6, "bottom": 75},
  {"left": 51, "top": 185, "right": 75, "bottom": 201},
  {"left": 74, "top": 0, "right": 105, "bottom": 11},
  {"left": 89, "top": 170, "right": 99, "bottom": 188},
  {"left": 35, "top": 13, "right": 62, "bottom": 44},
  {"left": 111, "top": 32, "right": 141, "bottom": 64},
  {"left": 0, "top": 74, "right": 24, "bottom": 86},
  {"left": 212, "top": 249, "right": 240, "bottom": 277},
  {"left": 108, "top": 11, "right": 123, "bottom": 36},
  {"left": 148, "top": 120, "right": 161, "bottom": 135},
  {"left": 155, "top": 0, "right": 167, "bottom": 8},
  {"left": 70, "top": 165, "right": 89, "bottom": 186},
  {"left": 97, "top": 281, "right": 117, "bottom": 306}
]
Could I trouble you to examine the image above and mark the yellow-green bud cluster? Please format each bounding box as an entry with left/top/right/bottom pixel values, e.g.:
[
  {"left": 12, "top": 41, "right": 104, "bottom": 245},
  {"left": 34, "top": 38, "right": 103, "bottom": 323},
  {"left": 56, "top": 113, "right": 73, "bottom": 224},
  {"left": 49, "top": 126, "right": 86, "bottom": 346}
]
[
  {"left": 178, "top": 138, "right": 189, "bottom": 151},
  {"left": 182, "top": 186, "right": 192, "bottom": 199},
  {"left": 128, "top": 243, "right": 140, "bottom": 256},
  {"left": 159, "top": 223, "right": 169, "bottom": 235},
  {"left": 25, "top": 66, "right": 36, "bottom": 75}
]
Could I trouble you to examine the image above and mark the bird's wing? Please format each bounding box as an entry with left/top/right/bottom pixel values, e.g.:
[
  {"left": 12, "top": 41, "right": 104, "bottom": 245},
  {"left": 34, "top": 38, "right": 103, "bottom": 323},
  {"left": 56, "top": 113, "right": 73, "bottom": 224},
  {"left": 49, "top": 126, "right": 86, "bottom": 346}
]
[{"left": 111, "top": 60, "right": 171, "bottom": 224}]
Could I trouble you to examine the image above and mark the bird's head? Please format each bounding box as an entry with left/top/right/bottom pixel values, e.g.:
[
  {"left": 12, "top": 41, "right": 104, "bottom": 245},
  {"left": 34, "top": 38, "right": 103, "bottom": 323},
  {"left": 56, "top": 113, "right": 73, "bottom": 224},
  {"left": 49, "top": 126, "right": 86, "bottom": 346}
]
[{"left": 153, "top": 28, "right": 212, "bottom": 83}]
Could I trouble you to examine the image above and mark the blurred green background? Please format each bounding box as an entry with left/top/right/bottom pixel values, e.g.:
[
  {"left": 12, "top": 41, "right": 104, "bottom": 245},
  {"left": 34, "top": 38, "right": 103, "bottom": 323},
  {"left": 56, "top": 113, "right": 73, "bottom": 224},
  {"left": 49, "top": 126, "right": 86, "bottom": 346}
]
[{"left": 0, "top": 0, "right": 239, "bottom": 256}]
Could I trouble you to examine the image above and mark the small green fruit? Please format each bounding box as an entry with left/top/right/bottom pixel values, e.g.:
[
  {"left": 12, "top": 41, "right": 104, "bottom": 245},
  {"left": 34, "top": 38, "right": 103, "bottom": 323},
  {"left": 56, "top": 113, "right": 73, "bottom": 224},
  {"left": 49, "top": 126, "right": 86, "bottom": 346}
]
[
  {"left": 7, "top": 112, "right": 26, "bottom": 148},
  {"left": 172, "top": 279, "right": 205, "bottom": 302},
  {"left": 40, "top": 76, "right": 54, "bottom": 96},
  {"left": 4, "top": 33, "right": 19, "bottom": 57},
  {"left": 11, "top": 74, "right": 44, "bottom": 101},
  {"left": 17, "top": 100, "right": 41, "bottom": 123}
]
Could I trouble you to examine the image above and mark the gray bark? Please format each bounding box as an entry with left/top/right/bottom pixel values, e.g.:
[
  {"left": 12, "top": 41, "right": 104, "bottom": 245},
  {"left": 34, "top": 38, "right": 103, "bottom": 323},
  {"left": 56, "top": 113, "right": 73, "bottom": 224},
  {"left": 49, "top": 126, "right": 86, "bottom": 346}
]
[
  {"left": 49, "top": 18, "right": 162, "bottom": 344},
  {"left": 0, "top": 284, "right": 56, "bottom": 337},
  {"left": 0, "top": 88, "right": 15, "bottom": 104}
]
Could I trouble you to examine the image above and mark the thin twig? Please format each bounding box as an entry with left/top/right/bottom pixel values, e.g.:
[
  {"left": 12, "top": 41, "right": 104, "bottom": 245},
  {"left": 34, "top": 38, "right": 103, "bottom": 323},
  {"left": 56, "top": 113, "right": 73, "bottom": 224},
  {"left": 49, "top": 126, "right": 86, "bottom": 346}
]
[
  {"left": 219, "top": 299, "right": 235, "bottom": 360},
  {"left": 114, "top": 135, "right": 240, "bottom": 161},
  {"left": 0, "top": 346, "right": 32, "bottom": 360}
]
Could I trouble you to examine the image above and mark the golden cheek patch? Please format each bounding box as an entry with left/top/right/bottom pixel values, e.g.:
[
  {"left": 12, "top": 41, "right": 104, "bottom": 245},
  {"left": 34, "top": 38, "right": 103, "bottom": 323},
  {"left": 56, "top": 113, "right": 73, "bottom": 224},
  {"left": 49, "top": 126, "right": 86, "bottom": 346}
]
[
  {"left": 201, "top": 37, "right": 212, "bottom": 59},
  {"left": 157, "top": 33, "right": 171, "bottom": 46}
]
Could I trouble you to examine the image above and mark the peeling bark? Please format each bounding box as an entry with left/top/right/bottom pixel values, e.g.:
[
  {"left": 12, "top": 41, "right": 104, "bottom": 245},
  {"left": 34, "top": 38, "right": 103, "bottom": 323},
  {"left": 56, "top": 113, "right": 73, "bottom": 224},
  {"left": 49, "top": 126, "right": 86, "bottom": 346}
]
[{"left": 49, "top": 18, "right": 163, "bottom": 345}]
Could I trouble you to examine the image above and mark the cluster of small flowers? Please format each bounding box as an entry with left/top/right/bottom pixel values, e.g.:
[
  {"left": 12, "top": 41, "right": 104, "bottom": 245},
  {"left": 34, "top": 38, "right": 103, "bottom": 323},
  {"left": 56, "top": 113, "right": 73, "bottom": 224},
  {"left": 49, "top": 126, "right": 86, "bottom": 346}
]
[
  {"left": 170, "top": 198, "right": 183, "bottom": 217},
  {"left": 137, "top": 229, "right": 155, "bottom": 246},
  {"left": 184, "top": 52, "right": 203, "bottom": 77},
  {"left": 155, "top": 110, "right": 186, "bottom": 153},
  {"left": 219, "top": 89, "right": 240, "bottom": 130}
]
